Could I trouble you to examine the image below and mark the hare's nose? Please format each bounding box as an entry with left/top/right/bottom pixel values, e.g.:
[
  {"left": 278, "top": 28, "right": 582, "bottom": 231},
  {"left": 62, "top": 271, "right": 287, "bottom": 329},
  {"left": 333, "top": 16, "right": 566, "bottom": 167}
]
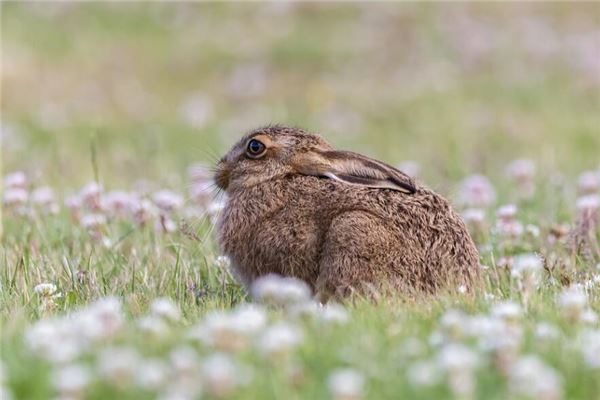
[{"left": 214, "top": 161, "right": 230, "bottom": 191}]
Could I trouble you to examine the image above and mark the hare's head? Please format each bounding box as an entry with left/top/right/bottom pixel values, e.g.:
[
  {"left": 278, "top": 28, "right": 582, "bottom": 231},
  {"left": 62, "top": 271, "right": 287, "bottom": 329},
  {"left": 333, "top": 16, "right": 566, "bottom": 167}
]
[{"left": 215, "top": 125, "right": 416, "bottom": 194}]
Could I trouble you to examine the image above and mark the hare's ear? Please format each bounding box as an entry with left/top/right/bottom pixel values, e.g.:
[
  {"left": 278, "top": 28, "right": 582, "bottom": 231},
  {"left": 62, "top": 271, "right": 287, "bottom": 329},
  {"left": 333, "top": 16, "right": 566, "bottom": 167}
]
[{"left": 294, "top": 150, "right": 416, "bottom": 194}]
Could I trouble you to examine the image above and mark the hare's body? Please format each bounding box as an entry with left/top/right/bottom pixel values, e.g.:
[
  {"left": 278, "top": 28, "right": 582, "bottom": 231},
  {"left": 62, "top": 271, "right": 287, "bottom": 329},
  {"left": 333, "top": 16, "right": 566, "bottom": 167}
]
[{"left": 215, "top": 126, "right": 479, "bottom": 297}]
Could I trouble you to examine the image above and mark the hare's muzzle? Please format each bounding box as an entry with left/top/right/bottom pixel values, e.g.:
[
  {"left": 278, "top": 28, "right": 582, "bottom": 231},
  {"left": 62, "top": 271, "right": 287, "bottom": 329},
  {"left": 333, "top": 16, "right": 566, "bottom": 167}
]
[{"left": 214, "top": 160, "right": 230, "bottom": 191}]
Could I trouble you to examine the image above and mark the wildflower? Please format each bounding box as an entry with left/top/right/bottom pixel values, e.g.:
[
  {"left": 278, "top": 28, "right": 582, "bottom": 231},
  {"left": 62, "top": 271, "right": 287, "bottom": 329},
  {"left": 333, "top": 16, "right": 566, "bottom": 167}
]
[
  {"left": 578, "top": 170, "right": 599, "bottom": 194},
  {"left": 457, "top": 174, "right": 496, "bottom": 208},
  {"left": 97, "top": 346, "right": 140, "bottom": 387},
  {"left": 52, "top": 364, "right": 91, "bottom": 398},
  {"left": 137, "top": 316, "right": 170, "bottom": 337},
  {"left": 407, "top": 360, "right": 442, "bottom": 387},
  {"left": 214, "top": 255, "right": 231, "bottom": 271},
  {"left": 100, "top": 190, "right": 136, "bottom": 217},
  {"left": 495, "top": 204, "right": 524, "bottom": 238},
  {"left": 169, "top": 346, "right": 200, "bottom": 382},
  {"left": 491, "top": 301, "right": 522, "bottom": 324},
  {"left": 30, "top": 186, "right": 58, "bottom": 213},
  {"left": 76, "top": 296, "right": 124, "bottom": 341},
  {"left": 578, "top": 329, "right": 600, "bottom": 369},
  {"left": 257, "top": 322, "right": 303, "bottom": 361},
  {"left": 251, "top": 274, "right": 312, "bottom": 306},
  {"left": 135, "top": 359, "right": 170, "bottom": 391},
  {"left": 508, "top": 355, "right": 562, "bottom": 400},
  {"left": 202, "top": 353, "right": 248, "bottom": 398},
  {"left": 4, "top": 171, "right": 27, "bottom": 188},
  {"left": 534, "top": 323, "right": 560, "bottom": 341},
  {"left": 189, "top": 305, "right": 267, "bottom": 352},
  {"left": 439, "top": 309, "right": 469, "bottom": 340},
  {"left": 511, "top": 253, "right": 543, "bottom": 297},
  {"left": 152, "top": 190, "right": 184, "bottom": 212},
  {"left": 150, "top": 297, "right": 181, "bottom": 322},
  {"left": 79, "top": 182, "right": 103, "bottom": 210},
  {"left": 462, "top": 208, "right": 486, "bottom": 231},
  {"left": 80, "top": 213, "right": 106, "bottom": 234},
  {"left": 557, "top": 286, "right": 588, "bottom": 323},
  {"left": 34, "top": 283, "right": 58, "bottom": 297},
  {"left": 580, "top": 309, "right": 598, "bottom": 325},
  {"left": 131, "top": 198, "right": 156, "bottom": 227},
  {"left": 506, "top": 159, "right": 536, "bottom": 198},
  {"left": 3, "top": 187, "right": 28, "bottom": 207},
  {"left": 25, "top": 319, "right": 83, "bottom": 364},
  {"left": 437, "top": 343, "right": 479, "bottom": 399},
  {"left": 317, "top": 303, "right": 350, "bottom": 325},
  {"left": 155, "top": 214, "right": 177, "bottom": 234},
  {"left": 327, "top": 368, "right": 365, "bottom": 400},
  {"left": 576, "top": 194, "right": 599, "bottom": 214}
]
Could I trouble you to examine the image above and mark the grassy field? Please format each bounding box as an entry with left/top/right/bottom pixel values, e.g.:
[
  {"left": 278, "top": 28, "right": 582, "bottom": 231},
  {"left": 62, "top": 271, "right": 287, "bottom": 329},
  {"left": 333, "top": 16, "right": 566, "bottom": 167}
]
[{"left": 2, "top": 3, "right": 600, "bottom": 400}]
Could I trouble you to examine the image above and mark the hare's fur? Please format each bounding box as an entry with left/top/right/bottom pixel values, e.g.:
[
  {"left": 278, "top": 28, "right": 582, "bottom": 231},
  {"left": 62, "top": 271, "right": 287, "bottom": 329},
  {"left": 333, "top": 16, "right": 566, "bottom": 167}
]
[{"left": 216, "top": 126, "right": 479, "bottom": 298}]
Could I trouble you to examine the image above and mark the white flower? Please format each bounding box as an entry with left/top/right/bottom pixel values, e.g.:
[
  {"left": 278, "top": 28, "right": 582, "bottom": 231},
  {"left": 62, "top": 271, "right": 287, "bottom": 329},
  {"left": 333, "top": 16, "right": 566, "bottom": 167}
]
[
  {"left": 535, "top": 323, "right": 560, "bottom": 341},
  {"left": 150, "top": 297, "right": 181, "bottom": 322},
  {"left": 25, "top": 319, "right": 83, "bottom": 364},
  {"left": 578, "top": 170, "right": 599, "bottom": 194},
  {"left": 97, "top": 347, "right": 140, "bottom": 386},
  {"left": 578, "top": 329, "right": 600, "bottom": 369},
  {"left": 407, "top": 360, "right": 442, "bottom": 387},
  {"left": 137, "top": 316, "right": 170, "bottom": 337},
  {"left": 169, "top": 346, "right": 200, "bottom": 376},
  {"left": 152, "top": 190, "right": 184, "bottom": 212},
  {"left": 257, "top": 323, "right": 303, "bottom": 360},
  {"left": 34, "top": 283, "right": 58, "bottom": 297},
  {"left": 190, "top": 305, "right": 267, "bottom": 352},
  {"left": 497, "top": 204, "right": 518, "bottom": 220},
  {"left": 251, "top": 274, "right": 312, "bottom": 306},
  {"left": 4, "top": 171, "right": 27, "bottom": 188},
  {"left": 557, "top": 286, "right": 588, "bottom": 322},
  {"left": 457, "top": 174, "right": 496, "bottom": 208},
  {"left": 576, "top": 194, "right": 599, "bottom": 213},
  {"left": 436, "top": 343, "right": 479, "bottom": 399},
  {"left": 508, "top": 355, "right": 562, "bottom": 400},
  {"left": 317, "top": 303, "right": 350, "bottom": 325},
  {"left": 80, "top": 213, "right": 107, "bottom": 230},
  {"left": 437, "top": 343, "right": 479, "bottom": 372},
  {"left": 506, "top": 159, "right": 536, "bottom": 182},
  {"left": 215, "top": 255, "right": 231, "bottom": 270},
  {"left": 327, "top": 368, "right": 365, "bottom": 400},
  {"left": 202, "top": 353, "right": 248, "bottom": 397},
  {"left": 31, "top": 186, "right": 57, "bottom": 209},
  {"left": 462, "top": 208, "right": 486, "bottom": 226},
  {"left": 135, "top": 359, "right": 170, "bottom": 390},
  {"left": 52, "top": 364, "right": 91, "bottom": 396},
  {"left": 3, "top": 188, "right": 28, "bottom": 206},
  {"left": 491, "top": 301, "right": 522, "bottom": 324}
]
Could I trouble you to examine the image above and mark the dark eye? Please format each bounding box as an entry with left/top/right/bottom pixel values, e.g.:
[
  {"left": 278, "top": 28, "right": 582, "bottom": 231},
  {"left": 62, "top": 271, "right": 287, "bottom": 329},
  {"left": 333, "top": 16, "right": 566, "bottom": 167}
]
[{"left": 246, "top": 139, "right": 266, "bottom": 158}]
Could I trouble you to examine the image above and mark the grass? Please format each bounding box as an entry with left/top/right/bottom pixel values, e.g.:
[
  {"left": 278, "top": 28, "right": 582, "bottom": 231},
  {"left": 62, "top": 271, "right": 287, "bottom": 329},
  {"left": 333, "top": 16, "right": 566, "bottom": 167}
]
[{"left": 1, "top": 3, "right": 600, "bottom": 400}]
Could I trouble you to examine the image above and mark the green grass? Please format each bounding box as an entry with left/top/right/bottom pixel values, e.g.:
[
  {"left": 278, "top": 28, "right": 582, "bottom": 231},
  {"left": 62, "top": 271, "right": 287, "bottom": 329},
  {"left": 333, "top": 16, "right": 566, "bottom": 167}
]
[{"left": 1, "top": 3, "right": 600, "bottom": 399}]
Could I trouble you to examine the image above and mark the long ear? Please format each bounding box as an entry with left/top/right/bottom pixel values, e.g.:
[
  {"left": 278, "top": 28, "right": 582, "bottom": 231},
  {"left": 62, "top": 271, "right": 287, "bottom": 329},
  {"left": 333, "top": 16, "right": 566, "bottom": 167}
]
[{"left": 293, "top": 150, "right": 416, "bottom": 194}]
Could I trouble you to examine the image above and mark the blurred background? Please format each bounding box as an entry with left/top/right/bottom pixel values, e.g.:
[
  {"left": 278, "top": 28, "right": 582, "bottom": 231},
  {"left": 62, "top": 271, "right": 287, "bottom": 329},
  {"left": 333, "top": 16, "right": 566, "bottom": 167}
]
[{"left": 2, "top": 2, "right": 599, "bottom": 192}]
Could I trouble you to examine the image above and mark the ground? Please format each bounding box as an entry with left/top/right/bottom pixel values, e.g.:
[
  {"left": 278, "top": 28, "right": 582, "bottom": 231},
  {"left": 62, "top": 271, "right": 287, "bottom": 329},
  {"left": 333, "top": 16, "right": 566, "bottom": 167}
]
[{"left": 1, "top": 3, "right": 600, "bottom": 400}]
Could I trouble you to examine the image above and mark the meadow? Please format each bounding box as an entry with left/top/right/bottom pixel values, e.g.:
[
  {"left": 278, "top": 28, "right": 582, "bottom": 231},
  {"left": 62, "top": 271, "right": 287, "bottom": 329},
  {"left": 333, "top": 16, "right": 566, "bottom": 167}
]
[{"left": 2, "top": 3, "right": 600, "bottom": 399}]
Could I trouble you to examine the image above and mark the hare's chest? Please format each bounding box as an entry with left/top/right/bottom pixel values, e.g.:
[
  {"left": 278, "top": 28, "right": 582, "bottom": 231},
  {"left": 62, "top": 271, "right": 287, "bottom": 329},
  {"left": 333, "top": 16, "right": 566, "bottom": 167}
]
[{"left": 218, "top": 198, "right": 324, "bottom": 287}]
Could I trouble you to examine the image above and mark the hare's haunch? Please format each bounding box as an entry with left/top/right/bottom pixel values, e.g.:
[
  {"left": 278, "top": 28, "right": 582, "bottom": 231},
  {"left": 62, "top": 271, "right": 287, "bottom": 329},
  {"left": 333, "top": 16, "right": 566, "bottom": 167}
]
[{"left": 215, "top": 126, "right": 479, "bottom": 298}]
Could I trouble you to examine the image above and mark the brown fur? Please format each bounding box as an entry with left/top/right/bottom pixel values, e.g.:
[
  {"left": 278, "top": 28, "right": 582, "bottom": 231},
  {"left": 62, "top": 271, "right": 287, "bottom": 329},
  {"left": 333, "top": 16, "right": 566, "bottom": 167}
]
[{"left": 215, "top": 125, "right": 480, "bottom": 299}]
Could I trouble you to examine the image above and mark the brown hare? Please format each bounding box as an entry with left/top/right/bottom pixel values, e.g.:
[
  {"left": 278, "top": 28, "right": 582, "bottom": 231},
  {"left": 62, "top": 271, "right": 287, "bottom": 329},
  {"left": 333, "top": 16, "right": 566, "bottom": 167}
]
[{"left": 215, "top": 125, "right": 479, "bottom": 299}]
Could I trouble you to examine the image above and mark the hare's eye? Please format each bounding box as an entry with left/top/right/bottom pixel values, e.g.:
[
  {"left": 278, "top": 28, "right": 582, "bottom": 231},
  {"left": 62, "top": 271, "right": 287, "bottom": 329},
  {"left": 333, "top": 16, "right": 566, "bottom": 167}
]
[{"left": 246, "top": 139, "right": 266, "bottom": 158}]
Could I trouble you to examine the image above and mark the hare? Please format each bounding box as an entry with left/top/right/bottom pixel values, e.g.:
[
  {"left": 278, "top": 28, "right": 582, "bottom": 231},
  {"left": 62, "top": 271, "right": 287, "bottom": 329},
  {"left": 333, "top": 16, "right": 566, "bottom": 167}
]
[{"left": 215, "top": 125, "right": 480, "bottom": 299}]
